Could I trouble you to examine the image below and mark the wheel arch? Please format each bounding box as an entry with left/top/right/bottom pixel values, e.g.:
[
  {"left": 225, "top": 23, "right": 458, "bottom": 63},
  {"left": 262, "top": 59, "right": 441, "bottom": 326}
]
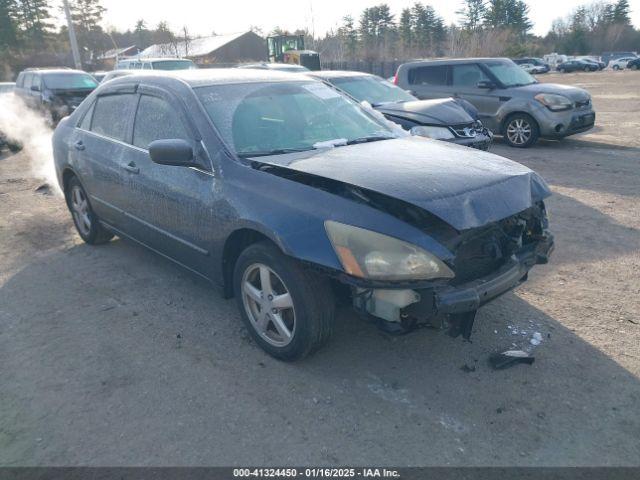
[
  {"left": 61, "top": 167, "right": 78, "bottom": 194},
  {"left": 221, "top": 227, "right": 284, "bottom": 299},
  {"left": 501, "top": 110, "right": 540, "bottom": 134}
]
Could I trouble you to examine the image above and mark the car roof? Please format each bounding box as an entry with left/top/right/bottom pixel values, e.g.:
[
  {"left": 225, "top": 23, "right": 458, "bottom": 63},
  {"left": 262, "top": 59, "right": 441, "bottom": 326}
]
[
  {"left": 310, "top": 70, "right": 375, "bottom": 79},
  {"left": 121, "top": 57, "right": 193, "bottom": 62},
  {"left": 104, "top": 68, "right": 318, "bottom": 89},
  {"left": 401, "top": 57, "right": 512, "bottom": 67},
  {"left": 27, "top": 69, "right": 89, "bottom": 76}
]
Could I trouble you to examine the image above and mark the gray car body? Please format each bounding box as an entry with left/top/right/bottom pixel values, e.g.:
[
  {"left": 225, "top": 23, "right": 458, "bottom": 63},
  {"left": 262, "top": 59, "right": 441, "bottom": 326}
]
[
  {"left": 52, "top": 69, "right": 552, "bottom": 314},
  {"left": 395, "top": 58, "right": 595, "bottom": 139}
]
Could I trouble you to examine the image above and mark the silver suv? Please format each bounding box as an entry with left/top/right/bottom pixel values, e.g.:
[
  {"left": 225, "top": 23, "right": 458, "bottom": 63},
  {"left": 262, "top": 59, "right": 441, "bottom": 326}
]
[{"left": 394, "top": 58, "right": 595, "bottom": 147}]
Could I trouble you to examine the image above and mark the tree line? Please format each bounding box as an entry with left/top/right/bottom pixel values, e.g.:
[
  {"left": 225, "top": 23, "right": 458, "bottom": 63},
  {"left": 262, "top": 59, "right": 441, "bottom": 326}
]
[
  {"left": 316, "top": 0, "right": 636, "bottom": 61},
  {"left": 0, "top": 0, "right": 638, "bottom": 79}
]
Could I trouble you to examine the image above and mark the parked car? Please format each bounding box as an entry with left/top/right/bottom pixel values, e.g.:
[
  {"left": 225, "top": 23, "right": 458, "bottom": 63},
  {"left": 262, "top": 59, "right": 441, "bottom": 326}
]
[
  {"left": 602, "top": 51, "right": 637, "bottom": 65},
  {"left": 518, "top": 63, "right": 547, "bottom": 74},
  {"left": 627, "top": 58, "right": 640, "bottom": 70},
  {"left": 609, "top": 57, "right": 637, "bottom": 70},
  {"left": 90, "top": 71, "right": 108, "bottom": 82},
  {"left": 309, "top": 70, "right": 492, "bottom": 150},
  {"left": 578, "top": 58, "right": 605, "bottom": 70},
  {"left": 115, "top": 57, "right": 197, "bottom": 70},
  {"left": 512, "top": 58, "right": 550, "bottom": 73},
  {"left": 556, "top": 59, "right": 598, "bottom": 72},
  {"left": 0, "top": 82, "right": 22, "bottom": 152},
  {"left": 14, "top": 68, "right": 98, "bottom": 123},
  {"left": 237, "top": 62, "right": 310, "bottom": 72},
  {"left": 101, "top": 70, "right": 138, "bottom": 83},
  {"left": 53, "top": 69, "right": 553, "bottom": 359},
  {"left": 393, "top": 58, "right": 595, "bottom": 147}
]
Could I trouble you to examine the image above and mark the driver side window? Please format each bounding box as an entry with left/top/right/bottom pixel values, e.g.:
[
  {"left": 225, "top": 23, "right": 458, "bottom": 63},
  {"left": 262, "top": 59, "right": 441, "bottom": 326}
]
[
  {"left": 133, "top": 95, "right": 190, "bottom": 150},
  {"left": 451, "top": 64, "right": 488, "bottom": 88}
]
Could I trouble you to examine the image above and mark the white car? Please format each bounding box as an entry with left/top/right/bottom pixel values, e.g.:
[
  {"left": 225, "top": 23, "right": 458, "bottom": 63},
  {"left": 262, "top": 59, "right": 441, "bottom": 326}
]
[
  {"left": 519, "top": 63, "right": 546, "bottom": 74},
  {"left": 609, "top": 57, "right": 637, "bottom": 70}
]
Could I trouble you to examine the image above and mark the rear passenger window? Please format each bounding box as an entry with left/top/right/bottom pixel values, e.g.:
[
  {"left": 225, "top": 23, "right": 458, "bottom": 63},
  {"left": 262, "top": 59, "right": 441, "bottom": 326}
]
[
  {"left": 451, "top": 64, "right": 489, "bottom": 88},
  {"left": 133, "top": 95, "right": 189, "bottom": 149},
  {"left": 91, "top": 94, "right": 134, "bottom": 141},
  {"left": 408, "top": 65, "right": 448, "bottom": 86}
]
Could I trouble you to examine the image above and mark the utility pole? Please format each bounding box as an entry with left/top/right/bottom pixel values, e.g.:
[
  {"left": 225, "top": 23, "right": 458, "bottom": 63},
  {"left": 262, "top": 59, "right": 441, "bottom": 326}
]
[{"left": 62, "top": 0, "right": 82, "bottom": 69}]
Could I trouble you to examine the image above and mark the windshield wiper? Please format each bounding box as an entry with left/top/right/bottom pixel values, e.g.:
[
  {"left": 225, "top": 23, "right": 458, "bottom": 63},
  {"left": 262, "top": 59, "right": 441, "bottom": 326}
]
[
  {"left": 346, "top": 135, "right": 395, "bottom": 145},
  {"left": 237, "top": 147, "right": 316, "bottom": 158}
]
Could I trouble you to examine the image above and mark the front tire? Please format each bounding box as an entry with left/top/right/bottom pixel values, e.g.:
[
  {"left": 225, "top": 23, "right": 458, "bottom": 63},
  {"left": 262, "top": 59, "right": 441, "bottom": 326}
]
[
  {"left": 504, "top": 113, "right": 539, "bottom": 148},
  {"left": 65, "top": 176, "right": 114, "bottom": 245},
  {"left": 233, "top": 241, "right": 335, "bottom": 361}
]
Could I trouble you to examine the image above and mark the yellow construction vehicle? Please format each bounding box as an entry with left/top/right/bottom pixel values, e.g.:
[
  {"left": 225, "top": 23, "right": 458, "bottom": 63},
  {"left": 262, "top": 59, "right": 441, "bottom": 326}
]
[{"left": 267, "top": 35, "right": 320, "bottom": 71}]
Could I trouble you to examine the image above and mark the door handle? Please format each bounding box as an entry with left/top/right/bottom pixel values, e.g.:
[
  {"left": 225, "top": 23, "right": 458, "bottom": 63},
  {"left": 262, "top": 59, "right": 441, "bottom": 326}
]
[
  {"left": 74, "top": 140, "right": 85, "bottom": 151},
  {"left": 123, "top": 162, "right": 139, "bottom": 174}
]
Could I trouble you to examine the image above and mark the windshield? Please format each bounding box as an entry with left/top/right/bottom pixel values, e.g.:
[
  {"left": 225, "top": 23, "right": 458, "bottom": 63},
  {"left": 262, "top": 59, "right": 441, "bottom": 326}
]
[
  {"left": 484, "top": 61, "right": 536, "bottom": 87},
  {"left": 151, "top": 60, "right": 197, "bottom": 70},
  {"left": 329, "top": 75, "right": 416, "bottom": 105},
  {"left": 43, "top": 73, "right": 97, "bottom": 90},
  {"left": 196, "top": 81, "right": 394, "bottom": 158}
]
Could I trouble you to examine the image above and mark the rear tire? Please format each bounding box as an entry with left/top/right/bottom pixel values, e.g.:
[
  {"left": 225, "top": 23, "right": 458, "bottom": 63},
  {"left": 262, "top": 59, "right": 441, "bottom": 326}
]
[
  {"left": 613, "top": 65, "right": 620, "bottom": 70},
  {"left": 503, "top": 113, "right": 539, "bottom": 148},
  {"left": 233, "top": 241, "right": 335, "bottom": 361},
  {"left": 65, "top": 176, "right": 114, "bottom": 245}
]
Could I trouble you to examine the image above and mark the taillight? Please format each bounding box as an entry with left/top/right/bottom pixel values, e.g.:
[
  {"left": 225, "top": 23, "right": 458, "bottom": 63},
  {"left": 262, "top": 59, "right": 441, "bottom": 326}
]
[{"left": 393, "top": 72, "right": 398, "bottom": 85}]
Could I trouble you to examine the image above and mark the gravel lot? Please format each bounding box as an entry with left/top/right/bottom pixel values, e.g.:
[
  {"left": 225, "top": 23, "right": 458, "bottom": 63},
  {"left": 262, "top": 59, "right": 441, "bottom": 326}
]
[{"left": 1, "top": 70, "right": 639, "bottom": 466}]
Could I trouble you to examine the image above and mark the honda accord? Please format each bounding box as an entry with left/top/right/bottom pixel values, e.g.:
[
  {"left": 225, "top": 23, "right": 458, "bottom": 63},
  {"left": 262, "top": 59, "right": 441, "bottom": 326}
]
[{"left": 53, "top": 70, "right": 554, "bottom": 360}]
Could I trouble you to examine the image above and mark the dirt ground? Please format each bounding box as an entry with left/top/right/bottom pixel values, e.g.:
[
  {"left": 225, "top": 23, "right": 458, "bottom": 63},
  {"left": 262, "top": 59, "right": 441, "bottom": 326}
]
[{"left": 0, "top": 70, "right": 639, "bottom": 466}]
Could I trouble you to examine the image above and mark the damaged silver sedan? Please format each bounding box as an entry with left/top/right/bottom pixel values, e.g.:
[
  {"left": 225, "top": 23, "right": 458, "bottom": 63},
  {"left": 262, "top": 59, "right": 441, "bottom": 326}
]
[{"left": 53, "top": 69, "right": 553, "bottom": 360}]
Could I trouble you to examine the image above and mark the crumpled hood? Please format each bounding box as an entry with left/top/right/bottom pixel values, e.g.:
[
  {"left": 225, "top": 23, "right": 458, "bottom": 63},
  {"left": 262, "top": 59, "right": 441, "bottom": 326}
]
[
  {"left": 257, "top": 137, "right": 551, "bottom": 231},
  {"left": 375, "top": 98, "right": 474, "bottom": 126},
  {"left": 518, "top": 82, "right": 590, "bottom": 102}
]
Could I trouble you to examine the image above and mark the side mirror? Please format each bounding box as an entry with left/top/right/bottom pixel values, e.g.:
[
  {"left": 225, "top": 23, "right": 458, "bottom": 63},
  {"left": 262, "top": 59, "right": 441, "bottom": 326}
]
[
  {"left": 31, "top": 85, "right": 40, "bottom": 92},
  {"left": 149, "top": 139, "right": 196, "bottom": 167},
  {"left": 476, "top": 80, "right": 496, "bottom": 89}
]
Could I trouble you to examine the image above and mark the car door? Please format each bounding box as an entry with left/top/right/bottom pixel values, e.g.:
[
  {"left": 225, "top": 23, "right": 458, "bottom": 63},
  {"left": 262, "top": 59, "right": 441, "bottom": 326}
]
[
  {"left": 450, "top": 63, "right": 503, "bottom": 130},
  {"left": 28, "top": 74, "right": 43, "bottom": 108},
  {"left": 120, "top": 86, "right": 216, "bottom": 275},
  {"left": 73, "top": 89, "right": 137, "bottom": 227},
  {"left": 405, "top": 64, "right": 451, "bottom": 100}
]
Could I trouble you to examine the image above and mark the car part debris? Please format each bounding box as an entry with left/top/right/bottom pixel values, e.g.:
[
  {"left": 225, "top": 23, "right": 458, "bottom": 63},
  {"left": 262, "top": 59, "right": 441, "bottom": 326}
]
[
  {"left": 489, "top": 350, "right": 535, "bottom": 370},
  {"left": 448, "top": 311, "right": 477, "bottom": 340}
]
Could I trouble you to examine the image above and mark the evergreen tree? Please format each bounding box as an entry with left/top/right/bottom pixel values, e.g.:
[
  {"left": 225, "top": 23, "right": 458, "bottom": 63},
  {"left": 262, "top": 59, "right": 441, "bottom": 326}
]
[
  {"left": 612, "top": 0, "right": 631, "bottom": 24},
  {"left": 0, "top": 0, "right": 20, "bottom": 47},
  {"left": 18, "top": 0, "right": 54, "bottom": 46},
  {"left": 337, "top": 15, "right": 358, "bottom": 59},
  {"left": 457, "top": 0, "right": 486, "bottom": 31},
  {"left": 69, "top": 0, "right": 107, "bottom": 60},
  {"left": 399, "top": 8, "right": 413, "bottom": 51},
  {"left": 484, "top": 0, "right": 531, "bottom": 36}
]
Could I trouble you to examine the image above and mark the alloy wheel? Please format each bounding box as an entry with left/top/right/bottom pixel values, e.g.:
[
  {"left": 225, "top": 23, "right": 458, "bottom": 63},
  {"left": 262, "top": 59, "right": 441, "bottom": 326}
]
[
  {"left": 506, "top": 118, "right": 532, "bottom": 146},
  {"left": 70, "top": 185, "right": 91, "bottom": 236},
  {"left": 241, "top": 263, "right": 296, "bottom": 347}
]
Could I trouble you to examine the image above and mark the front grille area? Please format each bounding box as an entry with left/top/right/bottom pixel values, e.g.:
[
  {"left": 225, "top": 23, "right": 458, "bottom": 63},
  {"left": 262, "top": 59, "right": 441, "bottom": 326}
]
[{"left": 450, "top": 207, "right": 545, "bottom": 285}]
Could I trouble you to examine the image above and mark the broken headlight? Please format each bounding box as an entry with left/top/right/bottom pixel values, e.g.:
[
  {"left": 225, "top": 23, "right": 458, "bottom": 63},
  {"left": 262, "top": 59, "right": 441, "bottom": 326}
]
[
  {"left": 325, "top": 221, "right": 455, "bottom": 281},
  {"left": 534, "top": 93, "right": 573, "bottom": 111},
  {"left": 410, "top": 125, "right": 455, "bottom": 140}
]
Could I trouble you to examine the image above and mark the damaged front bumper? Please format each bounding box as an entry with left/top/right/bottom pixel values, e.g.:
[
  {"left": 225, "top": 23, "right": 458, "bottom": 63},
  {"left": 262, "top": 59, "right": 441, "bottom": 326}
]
[{"left": 347, "top": 233, "right": 554, "bottom": 334}]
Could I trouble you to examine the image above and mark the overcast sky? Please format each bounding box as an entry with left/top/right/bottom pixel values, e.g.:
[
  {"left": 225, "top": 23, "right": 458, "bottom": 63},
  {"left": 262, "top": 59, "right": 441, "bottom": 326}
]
[{"left": 58, "top": 0, "right": 640, "bottom": 39}]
